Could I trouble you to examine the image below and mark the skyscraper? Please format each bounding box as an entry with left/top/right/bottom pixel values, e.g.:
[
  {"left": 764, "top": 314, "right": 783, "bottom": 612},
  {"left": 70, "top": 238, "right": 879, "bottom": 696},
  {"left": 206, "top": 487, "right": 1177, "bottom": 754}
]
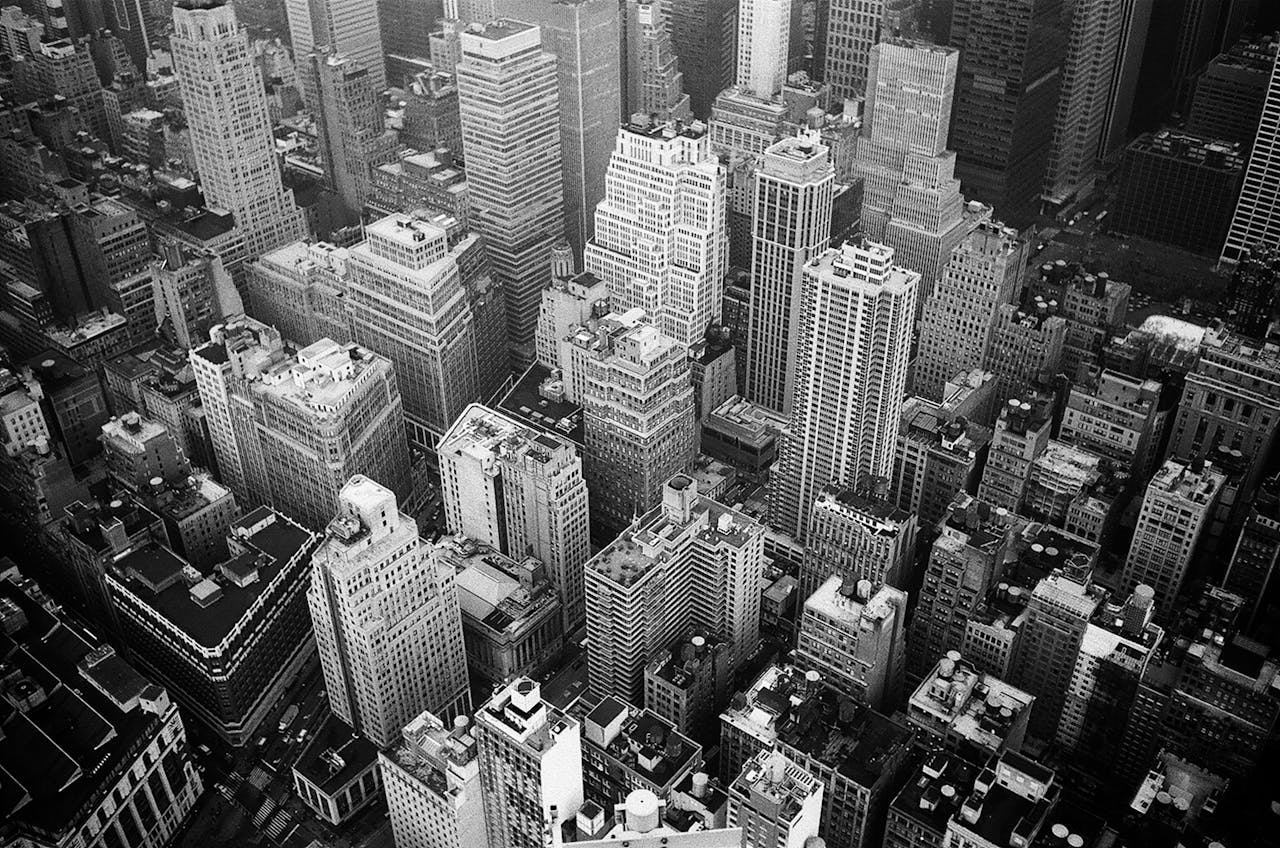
[
  {"left": 821, "top": 0, "right": 915, "bottom": 102},
  {"left": 745, "top": 136, "right": 834, "bottom": 415},
  {"left": 1221, "top": 44, "right": 1280, "bottom": 265},
  {"left": 855, "top": 37, "right": 987, "bottom": 302},
  {"left": 584, "top": 474, "right": 765, "bottom": 702},
  {"left": 474, "top": 678, "right": 585, "bottom": 846},
  {"left": 770, "top": 239, "right": 918, "bottom": 540},
  {"left": 622, "top": 1, "right": 692, "bottom": 121},
  {"left": 914, "top": 221, "right": 1028, "bottom": 401},
  {"left": 456, "top": 20, "right": 564, "bottom": 361},
  {"left": 736, "top": 0, "right": 790, "bottom": 100},
  {"left": 667, "top": 0, "right": 737, "bottom": 118},
  {"left": 949, "top": 0, "right": 1069, "bottom": 226},
  {"left": 492, "top": 0, "right": 620, "bottom": 258},
  {"left": 346, "top": 213, "right": 483, "bottom": 449},
  {"left": 800, "top": 484, "right": 918, "bottom": 603},
  {"left": 171, "top": 0, "right": 304, "bottom": 258},
  {"left": 586, "top": 118, "right": 729, "bottom": 349},
  {"left": 437, "top": 403, "right": 591, "bottom": 631},
  {"left": 309, "top": 476, "right": 471, "bottom": 747},
  {"left": 284, "top": 0, "right": 385, "bottom": 98}
]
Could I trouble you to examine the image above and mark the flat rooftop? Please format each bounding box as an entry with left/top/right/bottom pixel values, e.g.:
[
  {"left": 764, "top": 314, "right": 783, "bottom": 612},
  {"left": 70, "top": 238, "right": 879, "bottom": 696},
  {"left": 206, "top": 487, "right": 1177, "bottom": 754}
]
[{"left": 294, "top": 712, "right": 379, "bottom": 796}]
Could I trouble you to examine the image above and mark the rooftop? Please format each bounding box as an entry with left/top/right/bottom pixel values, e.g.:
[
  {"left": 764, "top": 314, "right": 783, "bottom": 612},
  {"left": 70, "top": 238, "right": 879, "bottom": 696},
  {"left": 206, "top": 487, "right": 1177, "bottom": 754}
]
[
  {"left": 294, "top": 712, "right": 379, "bottom": 796},
  {"left": 891, "top": 751, "right": 980, "bottom": 836},
  {"left": 908, "top": 654, "right": 1034, "bottom": 753},
  {"left": 498, "top": 363, "right": 584, "bottom": 446},
  {"left": 444, "top": 537, "right": 558, "bottom": 636},
  {"left": 585, "top": 697, "right": 701, "bottom": 790}
]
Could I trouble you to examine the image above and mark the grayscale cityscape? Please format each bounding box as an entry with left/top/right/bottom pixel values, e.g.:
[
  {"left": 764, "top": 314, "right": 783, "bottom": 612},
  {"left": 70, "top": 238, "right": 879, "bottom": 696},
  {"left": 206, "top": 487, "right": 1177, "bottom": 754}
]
[{"left": 2, "top": 1, "right": 1280, "bottom": 848}]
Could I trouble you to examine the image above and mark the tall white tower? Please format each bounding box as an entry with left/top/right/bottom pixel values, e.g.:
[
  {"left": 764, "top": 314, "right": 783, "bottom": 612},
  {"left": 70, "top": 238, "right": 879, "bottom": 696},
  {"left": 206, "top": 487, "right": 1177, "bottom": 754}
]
[
  {"left": 745, "top": 135, "right": 834, "bottom": 415},
  {"left": 585, "top": 119, "right": 729, "bottom": 348},
  {"left": 456, "top": 19, "right": 565, "bottom": 362},
  {"left": 736, "top": 0, "right": 791, "bottom": 99},
  {"left": 770, "top": 239, "right": 918, "bottom": 540},
  {"left": 171, "top": 0, "right": 304, "bottom": 258},
  {"left": 308, "top": 476, "right": 471, "bottom": 747}
]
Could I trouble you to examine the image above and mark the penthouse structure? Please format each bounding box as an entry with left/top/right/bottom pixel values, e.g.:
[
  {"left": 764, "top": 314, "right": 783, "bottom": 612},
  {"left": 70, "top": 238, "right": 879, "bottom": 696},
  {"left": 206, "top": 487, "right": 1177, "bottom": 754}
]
[
  {"left": 581, "top": 696, "right": 702, "bottom": 811},
  {"left": 586, "top": 117, "right": 728, "bottom": 349},
  {"left": 0, "top": 567, "right": 204, "bottom": 848},
  {"left": 106, "top": 507, "right": 318, "bottom": 744},
  {"left": 437, "top": 403, "right": 590, "bottom": 630},
  {"left": 309, "top": 477, "right": 470, "bottom": 747},
  {"left": 585, "top": 475, "right": 765, "bottom": 704},
  {"left": 191, "top": 320, "right": 411, "bottom": 530}
]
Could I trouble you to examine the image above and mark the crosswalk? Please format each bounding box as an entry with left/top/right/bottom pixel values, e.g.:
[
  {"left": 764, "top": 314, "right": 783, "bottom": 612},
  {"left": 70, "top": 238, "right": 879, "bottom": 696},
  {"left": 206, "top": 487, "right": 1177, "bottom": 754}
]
[{"left": 211, "top": 770, "right": 298, "bottom": 846}]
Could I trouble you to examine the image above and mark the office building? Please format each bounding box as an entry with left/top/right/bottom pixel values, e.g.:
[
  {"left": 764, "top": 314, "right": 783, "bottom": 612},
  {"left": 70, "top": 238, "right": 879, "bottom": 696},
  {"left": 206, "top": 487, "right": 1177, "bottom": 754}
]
[
  {"left": 1030, "top": 261, "right": 1131, "bottom": 382},
  {"left": 346, "top": 213, "right": 483, "bottom": 448},
  {"left": 727, "top": 749, "right": 824, "bottom": 848},
  {"left": 310, "top": 50, "right": 399, "bottom": 220},
  {"left": 907, "top": 654, "right": 1034, "bottom": 760},
  {"left": 701, "top": 394, "right": 789, "bottom": 475},
  {"left": 1223, "top": 243, "right": 1280, "bottom": 338},
  {"left": 1167, "top": 325, "right": 1280, "bottom": 498},
  {"left": 770, "top": 239, "right": 918, "bottom": 540},
  {"left": 456, "top": 19, "right": 564, "bottom": 359},
  {"left": 246, "top": 241, "right": 351, "bottom": 348},
  {"left": 581, "top": 697, "right": 702, "bottom": 810},
  {"left": 719, "top": 664, "right": 915, "bottom": 848},
  {"left": 736, "top": 0, "right": 790, "bottom": 100},
  {"left": 398, "top": 74, "right": 463, "bottom": 165},
  {"left": 537, "top": 270, "right": 611, "bottom": 371},
  {"left": 795, "top": 574, "right": 908, "bottom": 712},
  {"left": 474, "top": 678, "right": 585, "bottom": 845},
  {"left": 585, "top": 475, "right": 765, "bottom": 703},
  {"left": 1222, "top": 43, "right": 1280, "bottom": 265},
  {"left": 586, "top": 117, "right": 728, "bottom": 349},
  {"left": 623, "top": 0, "right": 692, "bottom": 121},
  {"left": 284, "top": 0, "right": 384, "bottom": 99},
  {"left": 578, "top": 312, "right": 698, "bottom": 541},
  {"left": 309, "top": 476, "right": 471, "bottom": 747},
  {"left": 171, "top": 0, "right": 304, "bottom": 258},
  {"left": 106, "top": 507, "right": 318, "bottom": 744},
  {"left": 856, "top": 38, "right": 987, "bottom": 302},
  {"left": 380, "top": 710, "right": 490, "bottom": 848},
  {"left": 1120, "top": 459, "right": 1225, "bottom": 618},
  {"left": 1058, "top": 370, "right": 1165, "bottom": 478},
  {"left": 1223, "top": 477, "right": 1280, "bottom": 631},
  {"left": 438, "top": 403, "right": 589, "bottom": 630},
  {"left": 1115, "top": 131, "right": 1245, "bottom": 255},
  {"left": 1188, "top": 35, "right": 1278, "bottom": 149},
  {"left": 949, "top": 0, "right": 1068, "bottom": 226},
  {"left": 745, "top": 135, "right": 834, "bottom": 414},
  {"left": 822, "top": 0, "right": 913, "bottom": 102},
  {"left": 893, "top": 391, "right": 994, "bottom": 530},
  {"left": 0, "top": 567, "right": 204, "bottom": 848},
  {"left": 1042, "top": 0, "right": 1124, "bottom": 207},
  {"left": 668, "top": 0, "right": 737, "bottom": 118},
  {"left": 191, "top": 323, "right": 412, "bottom": 529},
  {"left": 884, "top": 751, "right": 980, "bottom": 848},
  {"left": 493, "top": 0, "right": 620, "bottom": 257},
  {"left": 645, "top": 633, "right": 733, "bottom": 740},
  {"left": 982, "top": 300, "right": 1067, "bottom": 402},
  {"left": 800, "top": 484, "right": 917, "bottom": 602},
  {"left": 977, "top": 395, "right": 1053, "bottom": 513},
  {"left": 100, "top": 412, "right": 191, "bottom": 492},
  {"left": 25, "top": 351, "right": 110, "bottom": 468},
  {"left": 914, "top": 222, "right": 1028, "bottom": 402},
  {"left": 293, "top": 714, "right": 383, "bottom": 825},
  {"left": 435, "top": 535, "right": 563, "bottom": 684},
  {"left": 942, "top": 751, "right": 1060, "bottom": 848}
]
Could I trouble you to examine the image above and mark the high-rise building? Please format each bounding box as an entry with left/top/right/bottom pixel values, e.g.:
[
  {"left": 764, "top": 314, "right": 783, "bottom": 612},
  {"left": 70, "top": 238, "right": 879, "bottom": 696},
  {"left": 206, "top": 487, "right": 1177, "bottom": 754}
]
[
  {"left": 380, "top": 710, "right": 490, "bottom": 848},
  {"left": 171, "top": 0, "right": 304, "bottom": 258},
  {"left": 799, "top": 484, "right": 918, "bottom": 603},
  {"left": 346, "top": 213, "right": 484, "bottom": 448},
  {"left": 744, "top": 136, "right": 834, "bottom": 415},
  {"left": 942, "top": 752, "right": 1060, "bottom": 848},
  {"left": 736, "top": 0, "right": 790, "bottom": 100},
  {"left": 246, "top": 241, "right": 352, "bottom": 348},
  {"left": 1042, "top": 0, "right": 1124, "bottom": 207},
  {"left": 190, "top": 320, "right": 412, "bottom": 529},
  {"left": 492, "top": 0, "right": 620, "bottom": 258},
  {"left": 284, "top": 0, "right": 385, "bottom": 99},
  {"left": 770, "top": 239, "right": 918, "bottom": 540},
  {"left": 581, "top": 697, "right": 702, "bottom": 811},
  {"left": 949, "top": 0, "right": 1069, "bottom": 226},
  {"left": 727, "top": 749, "right": 824, "bottom": 848},
  {"left": 1188, "top": 35, "right": 1277, "bottom": 150},
  {"left": 667, "top": 0, "right": 737, "bottom": 119},
  {"left": 309, "top": 50, "right": 399, "bottom": 221},
  {"left": 579, "top": 312, "right": 698, "bottom": 541},
  {"left": 584, "top": 474, "right": 765, "bottom": 703},
  {"left": 794, "top": 574, "right": 908, "bottom": 712},
  {"left": 1222, "top": 243, "right": 1280, "bottom": 338},
  {"left": 1120, "top": 458, "right": 1225, "bottom": 618},
  {"left": 1007, "top": 566, "right": 1106, "bottom": 743},
  {"left": 1058, "top": 369, "right": 1165, "bottom": 479},
  {"left": 893, "top": 389, "right": 995, "bottom": 530},
  {"left": 586, "top": 118, "right": 728, "bottom": 349},
  {"left": 1221, "top": 44, "right": 1280, "bottom": 265},
  {"left": 1166, "top": 325, "right": 1280, "bottom": 498},
  {"left": 456, "top": 20, "right": 564, "bottom": 360},
  {"left": 1223, "top": 477, "right": 1280, "bottom": 631},
  {"left": 622, "top": 1, "right": 692, "bottom": 121},
  {"left": 309, "top": 476, "right": 471, "bottom": 747},
  {"left": 644, "top": 632, "right": 733, "bottom": 740},
  {"left": 913, "top": 221, "right": 1028, "bottom": 401},
  {"left": 906, "top": 654, "right": 1034, "bottom": 760},
  {"left": 982, "top": 299, "right": 1067, "bottom": 402},
  {"left": 437, "top": 403, "right": 590, "bottom": 631},
  {"left": 977, "top": 395, "right": 1053, "bottom": 513},
  {"left": 474, "top": 678, "right": 585, "bottom": 845},
  {"left": 537, "top": 270, "right": 611, "bottom": 371},
  {"left": 1115, "top": 130, "right": 1245, "bottom": 255},
  {"left": 822, "top": 0, "right": 915, "bottom": 102}
]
